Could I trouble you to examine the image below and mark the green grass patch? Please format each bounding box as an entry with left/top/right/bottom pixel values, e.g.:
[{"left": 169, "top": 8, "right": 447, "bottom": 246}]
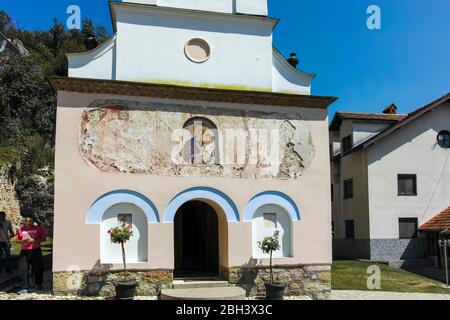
[
  {"left": 332, "top": 260, "right": 450, "bottom": 294},
  {"left": 10, "top": 237, "right": 53, "bottom": 257}
]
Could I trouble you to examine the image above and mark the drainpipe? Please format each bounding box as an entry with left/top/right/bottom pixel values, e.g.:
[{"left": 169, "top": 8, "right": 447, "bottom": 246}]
[{"left": 439, "top": 229, "right": 449, "bottom": 288}]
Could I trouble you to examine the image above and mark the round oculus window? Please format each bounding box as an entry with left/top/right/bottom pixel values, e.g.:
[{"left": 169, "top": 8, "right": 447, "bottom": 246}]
[
  {"left": 184, "top": 38, "right": 211, "bottom": 63},
  {"left": 437, "top": 130, "right": 450, "bottom": 148}
]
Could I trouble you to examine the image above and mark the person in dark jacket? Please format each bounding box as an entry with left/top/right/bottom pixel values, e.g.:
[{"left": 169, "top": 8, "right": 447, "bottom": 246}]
[{"left": 0, "top": 211, "right": 14, "bottom": 274}]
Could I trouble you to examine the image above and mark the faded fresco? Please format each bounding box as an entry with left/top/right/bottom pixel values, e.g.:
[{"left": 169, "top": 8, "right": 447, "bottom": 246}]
[{"left": 79, "top": 100, "right": 315, "bottom": 179}]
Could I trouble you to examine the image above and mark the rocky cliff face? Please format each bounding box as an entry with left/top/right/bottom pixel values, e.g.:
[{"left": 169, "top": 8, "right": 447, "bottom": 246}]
[
  {"left": 0, "top": 165, "right": 54, "bottom": 234},
  {"left": 14, "top": 166, "right": 54, "bottom": 235},
  {"left": 0, "top": 166, "right": 21, "bottom": 228}
]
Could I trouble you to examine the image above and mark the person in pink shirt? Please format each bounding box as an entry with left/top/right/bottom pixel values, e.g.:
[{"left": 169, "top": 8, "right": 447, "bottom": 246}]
[{"left": 15, "top": 214, "right": 47, "bottom": 293}]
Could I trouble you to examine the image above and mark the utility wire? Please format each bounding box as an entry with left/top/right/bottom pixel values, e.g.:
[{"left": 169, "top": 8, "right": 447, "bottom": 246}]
[{"left": 421, "top": 146, "right": 450, "bottom": 220}]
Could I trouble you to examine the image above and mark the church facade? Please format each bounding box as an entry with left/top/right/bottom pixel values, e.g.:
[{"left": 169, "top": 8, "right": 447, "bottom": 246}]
[{"left": 50, "top": 0, "right": 336, "bottom": 299}]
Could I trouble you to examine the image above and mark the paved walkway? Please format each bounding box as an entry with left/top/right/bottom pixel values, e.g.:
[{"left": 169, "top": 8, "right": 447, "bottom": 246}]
[{"left": 331, "top": 290, "right": 450, "bottom": 300}]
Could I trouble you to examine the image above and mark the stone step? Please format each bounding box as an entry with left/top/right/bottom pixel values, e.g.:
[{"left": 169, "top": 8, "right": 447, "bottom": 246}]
[
  {"left": 161, "top": 287, "right": 246, "bottom": 300},
  {"left": 173, "top": 280, "right": 229, "bottom": 289}
]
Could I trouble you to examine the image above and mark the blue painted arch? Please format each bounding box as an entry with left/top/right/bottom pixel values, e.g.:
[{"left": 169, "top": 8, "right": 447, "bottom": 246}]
[
  {"left": 243, "top": 191, "right": 301, "bottom": 222},
  {"left": 163, "top": 187, "right": 239, "bottom": 223},
  {"left": 86, "top": 190, "right": 160, "bottom": 224}
]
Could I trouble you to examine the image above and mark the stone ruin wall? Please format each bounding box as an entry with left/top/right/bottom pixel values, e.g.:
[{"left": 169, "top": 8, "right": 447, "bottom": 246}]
[{"left": 0, "top": 166, "right": 21, "bottom": 229}]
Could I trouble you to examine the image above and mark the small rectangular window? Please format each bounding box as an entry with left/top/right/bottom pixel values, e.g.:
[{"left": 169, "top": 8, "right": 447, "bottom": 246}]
[
  {"left": 118, "top": 213, "right": 132, "bottom": 228},
  {"left": 342, "top": 135, "right": 353, "bottom": 153},
  {"left": 264, "top": 213, "right": 277, "bottom": 228},
  {"left": 345, "top": 220, "right": 355, "bottom": 239},
  {"left": 398, "top": 174, "right": 417, "bottom": 196},
  {"left": 399, "top": 218, "right": 418, "bottom": 239},
  {"left": 344, "top": 179, "right": 353, "bottom": 199}
]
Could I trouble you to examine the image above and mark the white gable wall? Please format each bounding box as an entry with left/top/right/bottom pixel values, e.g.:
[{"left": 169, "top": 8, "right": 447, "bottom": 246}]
[
  {"left": 367, "top": 103, "right": 450, "bottom": 239},
  {"left": 157, "top": 0, "right": 232, "bottom": 14},
  {"left": 67, "top": 35, "right": 116, "bottom": 80},
  {"left": 114, "top": 6, "right": 274, "bottom": 89},
  {"left": 353, "top": 122, "right": 392, "bottom": 146},
  {"left": 67, "top": 2, "right": 313, "bottom": 94},
  {"left": 236, "top": 0, "right": 268, "bottom": 16},
  {"left": 122, "top": 0, "right": 268, "bottom": 16},
  {"left": 272, "top": 50, "right": 312, "bottom": 95}
]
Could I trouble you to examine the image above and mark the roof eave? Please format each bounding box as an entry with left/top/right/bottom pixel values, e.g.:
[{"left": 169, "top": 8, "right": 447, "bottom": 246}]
[
  {"left": 273, "top": 47, "right": 316, "bottom": 79},
  {"left": 109, "top": 0, "right": 279, "bottom": 33},
  {"left": 363, "top": 93, "right": 450, "bottom": 149},
  {"left": 49, "top": 76, "right": 338, "bottom": 109}
]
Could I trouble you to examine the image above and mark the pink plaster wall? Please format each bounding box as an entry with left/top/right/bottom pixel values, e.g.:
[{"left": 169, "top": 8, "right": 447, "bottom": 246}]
[{"left": 53, "top": 91, "right": 332, "bottom": 272}]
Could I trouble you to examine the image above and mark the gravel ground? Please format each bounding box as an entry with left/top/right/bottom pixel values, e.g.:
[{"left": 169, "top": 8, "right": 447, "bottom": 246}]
[
  {"left": 246, "top": 296, "right": 312, "bottom": 300},
  {"left": 1, "top": 269, "right": 313, "bottom": 300},
  {"left": 0, "top": 292, "right": 311, "bottom": 301},
  {"left": 0, "top": 292, "right": 158, "bottom": 300},
  {"left": 5, "top": 290, "right": 449, "bottom": 301},
  {"left": 0, "top": 293, "right": 309, "bottom": 301},
  {"left": 331, "top": 290, "right": 450, "bottom": 300}
]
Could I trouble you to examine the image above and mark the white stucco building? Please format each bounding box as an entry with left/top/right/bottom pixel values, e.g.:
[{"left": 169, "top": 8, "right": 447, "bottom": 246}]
[
  {"left": 67, "top": 0, "right": 314, "bottom": 95},
  {"left": 330, "top": 94, "right": 450, "bottom": 267},
  {"left": 50, "top": 0, "right": 336, "bottom": 299}
]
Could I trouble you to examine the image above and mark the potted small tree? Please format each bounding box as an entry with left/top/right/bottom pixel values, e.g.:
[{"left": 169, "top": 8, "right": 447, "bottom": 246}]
[
  {"left": 108, "top": 224, "right": 138, "bottom": 300},
  {"left": 257, "top": 230, "right": 287, "bottom": 300}
]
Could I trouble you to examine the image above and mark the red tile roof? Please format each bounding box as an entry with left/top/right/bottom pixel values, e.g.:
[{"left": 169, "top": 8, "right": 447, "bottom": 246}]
[{"left": 419, "top": 206, "right": 450, "bottom": 232}]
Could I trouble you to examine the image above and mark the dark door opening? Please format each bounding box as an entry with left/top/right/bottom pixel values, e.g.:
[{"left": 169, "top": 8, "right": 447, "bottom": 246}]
[{"left": 174, "top": 201, "right": 219, "bottom": 278}]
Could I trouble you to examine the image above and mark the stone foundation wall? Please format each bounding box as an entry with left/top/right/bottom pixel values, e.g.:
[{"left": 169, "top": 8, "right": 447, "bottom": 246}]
[
  {"left": 53, "top": 270, "right": 173, "bottom": 297},
  {"left": 54, "top": 266, "right": 330, "bottom": 299},
  {"left": 333, "top": 238, "right": 428, "bottom": 262},
  {"left": 370, "top": 238, "right": 427, "bottom": 261},
  {"left": 223, "top": 265, "right": 331, "bottom": 300}
]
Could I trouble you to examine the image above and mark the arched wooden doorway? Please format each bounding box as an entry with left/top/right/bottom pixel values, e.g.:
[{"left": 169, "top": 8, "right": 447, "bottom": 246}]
[{"left": 174, "top": 201, "right": 219, "bottom": 278}]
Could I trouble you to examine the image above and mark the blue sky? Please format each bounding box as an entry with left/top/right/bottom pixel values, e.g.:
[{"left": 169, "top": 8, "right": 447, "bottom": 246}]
[{"left": 2, "top": 0, "right": 449, "bottom": 117}]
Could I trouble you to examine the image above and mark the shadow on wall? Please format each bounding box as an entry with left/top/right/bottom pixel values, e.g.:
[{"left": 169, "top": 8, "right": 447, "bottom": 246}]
[
  {"left": 235, "top": 259, "right": 263, "bottom": 296},
  {"left": 400, "top": 239, "right": 428, "bottom": 260},
  {"left": 81, "top": 260, "right": 113, "bottom": 296}
]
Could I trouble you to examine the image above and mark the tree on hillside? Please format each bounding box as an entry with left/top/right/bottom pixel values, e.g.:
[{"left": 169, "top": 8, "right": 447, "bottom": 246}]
[
  {"left": 0, "top": 10, "right": 110, "bottom": 76},
  {"left": 0, "top": 52, "right": 55, "bottom": 232},
  {"left": 0, "top": 10, "right": 110, "bottom": 232},
  {"left": 0, "top": 10, "right": 14, "bottom": 34}
]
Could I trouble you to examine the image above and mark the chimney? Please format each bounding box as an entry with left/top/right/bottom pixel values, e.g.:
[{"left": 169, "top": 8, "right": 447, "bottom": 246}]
[
  {"left": 287, "top": 52, "right": 299, "bottom": 69},
  {"left": 84, "top": 36, "right": 98, "bottom": 51},
  {"left": 383, "top": 103, "right": 398, "bottom": 114}
]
